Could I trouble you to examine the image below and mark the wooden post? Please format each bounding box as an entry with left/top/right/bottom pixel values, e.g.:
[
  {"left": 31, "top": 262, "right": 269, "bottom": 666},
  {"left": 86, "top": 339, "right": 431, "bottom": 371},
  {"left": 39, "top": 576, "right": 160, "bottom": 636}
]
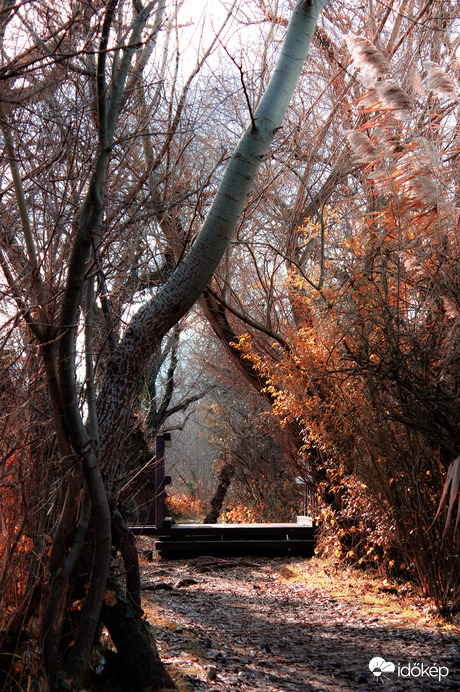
[{"left": 155, "top": 435, "right": 165, "bottom": 531}]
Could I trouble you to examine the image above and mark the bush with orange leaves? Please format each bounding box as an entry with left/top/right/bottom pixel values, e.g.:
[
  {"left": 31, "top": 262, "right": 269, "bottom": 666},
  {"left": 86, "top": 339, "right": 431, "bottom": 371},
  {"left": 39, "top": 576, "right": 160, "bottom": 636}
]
[
  {"left": 165, "top": 493, "right": 207, "bottom": 523},
  {"left": 235, "top": 46, "right": 460, "bottom": 614}
]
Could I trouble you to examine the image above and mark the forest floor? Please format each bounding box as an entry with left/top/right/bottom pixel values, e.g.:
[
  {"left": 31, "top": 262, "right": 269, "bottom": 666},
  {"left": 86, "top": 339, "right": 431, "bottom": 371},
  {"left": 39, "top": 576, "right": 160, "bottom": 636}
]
[{"left": 137, "top": 541, "right": 460, "bottom": 692}]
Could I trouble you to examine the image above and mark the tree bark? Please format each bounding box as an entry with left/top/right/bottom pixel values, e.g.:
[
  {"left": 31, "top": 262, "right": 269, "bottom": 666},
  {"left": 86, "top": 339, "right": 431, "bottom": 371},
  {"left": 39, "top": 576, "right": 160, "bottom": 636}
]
[
  {"left": 111, "top": 507, "right": 142, "bottom": 609},
  {"left": 204, "top": 463, "right": 235, "bottom": 524},
  {"left": 101, "top": 585, "right": 175, "bottom": 692}
]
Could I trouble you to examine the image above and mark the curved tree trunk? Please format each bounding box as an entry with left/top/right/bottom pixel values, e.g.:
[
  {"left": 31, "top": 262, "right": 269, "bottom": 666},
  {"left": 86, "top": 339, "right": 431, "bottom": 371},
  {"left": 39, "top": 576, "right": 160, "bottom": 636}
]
[
  {"left": 97, "top": 0, "right": 327, "bottom": 474},
  {"left": 204, "top": 462, "right": 235, "bottom": 524}
]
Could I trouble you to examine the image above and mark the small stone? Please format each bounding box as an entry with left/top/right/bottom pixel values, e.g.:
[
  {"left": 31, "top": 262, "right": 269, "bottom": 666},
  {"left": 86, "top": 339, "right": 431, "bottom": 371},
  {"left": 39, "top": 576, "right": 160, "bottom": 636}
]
[
  {"left": 174, "top": 577, "right": 199, "bottom": 588},
  {"left": 206, "top": 666, "right": 218, "bottom": 681},
  {"left": 141, "top": 581, "right": 173, "bottom": 591}
]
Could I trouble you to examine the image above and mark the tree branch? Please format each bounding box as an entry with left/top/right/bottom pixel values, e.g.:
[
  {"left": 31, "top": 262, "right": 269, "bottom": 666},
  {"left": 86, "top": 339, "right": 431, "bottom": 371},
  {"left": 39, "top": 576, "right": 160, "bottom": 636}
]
[{"left": 207, "top": 286, "right": 291, "bottom": 351}]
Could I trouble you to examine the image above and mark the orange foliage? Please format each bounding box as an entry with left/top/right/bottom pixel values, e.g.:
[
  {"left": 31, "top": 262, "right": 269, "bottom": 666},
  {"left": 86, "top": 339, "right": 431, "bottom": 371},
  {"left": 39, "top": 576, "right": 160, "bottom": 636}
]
[
  {"left": 236, "top": 60, "right": 460, "bottom": 611},
  {"left": 220, "top": 504, "right": 261, "bottom": 523},
  {"left": 165, "top": 493, "right": 206, "bottom": 522}
]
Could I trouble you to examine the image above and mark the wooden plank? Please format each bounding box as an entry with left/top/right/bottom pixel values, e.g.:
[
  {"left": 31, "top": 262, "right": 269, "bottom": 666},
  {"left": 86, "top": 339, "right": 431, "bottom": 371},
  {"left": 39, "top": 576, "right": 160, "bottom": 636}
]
[
  {"left": 130, "top": 521, "right": 317, "bottom": 558},
  {"left": 154, "top": 436, "right": 166, "bottom": 531},
  {"left": 130, "top": 523, "right": 315, "bottom": 540},
  {"left": 155, "top": 539, "right": 316, "bottom": 558},
  {"left": 159, "top": 527, "right": 314, "bottom": 540}
]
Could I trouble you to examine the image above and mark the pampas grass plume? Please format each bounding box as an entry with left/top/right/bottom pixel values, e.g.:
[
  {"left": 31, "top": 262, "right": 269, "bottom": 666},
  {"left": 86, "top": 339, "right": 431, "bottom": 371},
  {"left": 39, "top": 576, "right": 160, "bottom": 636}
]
[
  {"left": 345, "top": 35, "right": 391, "bottom": 78},
  {"left": 423, "top": 61, "right": 457, "bottom": 99},
  {"left": 346, "top": 130, "right": 377, "bottom": 163}
]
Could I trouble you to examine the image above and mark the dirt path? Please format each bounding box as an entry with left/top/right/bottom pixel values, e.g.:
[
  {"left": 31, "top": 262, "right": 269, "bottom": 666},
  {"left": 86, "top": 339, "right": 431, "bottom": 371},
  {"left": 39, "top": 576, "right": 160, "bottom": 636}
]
[{"left": 140, "top": 554, "right": 459, "bottom": 692}]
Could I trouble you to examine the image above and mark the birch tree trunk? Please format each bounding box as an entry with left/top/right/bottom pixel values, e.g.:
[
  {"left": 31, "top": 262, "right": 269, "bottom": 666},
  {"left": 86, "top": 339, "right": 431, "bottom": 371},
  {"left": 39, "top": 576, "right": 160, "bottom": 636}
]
[{"left": 97, "top": 0, "right": 326, "bottom": 471}]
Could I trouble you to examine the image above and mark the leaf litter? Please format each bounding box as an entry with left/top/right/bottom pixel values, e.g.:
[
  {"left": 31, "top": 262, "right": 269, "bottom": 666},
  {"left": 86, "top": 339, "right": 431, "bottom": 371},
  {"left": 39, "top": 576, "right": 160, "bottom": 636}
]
[{"left": 138, "top": 548, "right": 460, "bottom": 691}]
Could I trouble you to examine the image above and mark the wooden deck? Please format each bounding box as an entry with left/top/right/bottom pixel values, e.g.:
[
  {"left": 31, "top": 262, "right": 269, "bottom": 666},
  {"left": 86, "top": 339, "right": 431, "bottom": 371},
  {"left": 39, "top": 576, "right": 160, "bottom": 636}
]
[
  {"left": 130, "top": 521, "right": 316, "bottom": 558},
  {"left": 129, "top": 436, "right": 316, "bottom": 558}
]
